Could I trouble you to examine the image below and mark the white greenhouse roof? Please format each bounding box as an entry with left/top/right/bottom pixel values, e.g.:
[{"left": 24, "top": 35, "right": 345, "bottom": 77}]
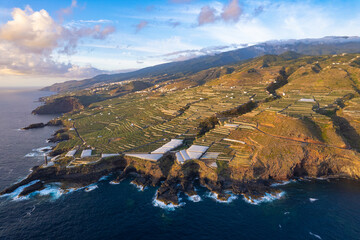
[
  {"left": 81, "top": 150, "right": 92, "bottom": 158},
  {"left": 125, "top": 153, "right": 163, "bottom": 161}
]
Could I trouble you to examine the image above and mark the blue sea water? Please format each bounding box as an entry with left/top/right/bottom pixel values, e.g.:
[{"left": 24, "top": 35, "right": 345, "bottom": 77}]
[{"left": 0, "top": 88, "right": 360, "bottom": 240}]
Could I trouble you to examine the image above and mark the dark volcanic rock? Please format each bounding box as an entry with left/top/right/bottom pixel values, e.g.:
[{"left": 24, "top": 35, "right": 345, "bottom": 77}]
[
  {"left": 48, "top": 129, "right": 70, "bottom": 143},
  {"left": 1, "top": 156, "right": 128, "bottom": 196},
  {"left": 46, "top": 119, "right": 63, "bottom": 126},
  {"left": 48, "top": 134, "right": 70, "bottom": 143},
  {"left": 22, "top": 123, "right": 45, "bottom": 130},
  {"left": 157, "top": 178, "right": 181, "bottom": 205},
  {"left": 49, "top": 148, "right": 68, "bottom": 157},
  {"left": 32, "top": 97, "right": 84, "bottom": 115},
  {"left": 232, "top": 181, "right": 272, "bottom": 197},
  {"left": 19, "top": 181, "right": 45, "bottom": 196}
]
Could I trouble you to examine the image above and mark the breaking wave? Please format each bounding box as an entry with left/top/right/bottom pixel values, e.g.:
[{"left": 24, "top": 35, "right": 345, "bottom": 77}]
[
  {"left": 1, "top": 180, "right": 40, "bottom": 201},
  {"left": 109, "top": 180, "right": 120, "bottom": 185},
  {"left": 152, "top": 190, "right": 185, "bottom": 211},
  {"left": 271, "top": 180, "right": 296, "bottom": 187},
  {"left": 84, "top": 184, "right": 98, "bottom": 192},
  {"left": 309, "top": 232, "right": 322, "bottom": 239},
  {"left": 1, "top": 181, "right": 65, "bottom": 201},
  {"left": 130, "top": 181, "right": 147, "bottom": 191},
  {"left": 242, "top": 191, "right": 285, "bottom": 205},
  {"left": 31, "top": 184, "right": 64, "bottom": 200},
  {"left": 207, "top": 191, "right": 238, "bottom": 203},
  {"left": 187, "top": 194, "right": 202, "bottom": 202},
  {"left": 25, "top": 146, "right": 52, "bottom": 158}
]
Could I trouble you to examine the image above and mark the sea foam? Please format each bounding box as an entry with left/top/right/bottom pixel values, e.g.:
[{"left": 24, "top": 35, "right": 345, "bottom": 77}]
[
  {"left": 99, "top": 175, "right": 111, "bottom": 181},
  {"left": 309, "top": 232, "right": 322, "bottom": 239},
  {"left": 242, "top": 191, "right": 285, "bottom": 205},
  {"left": 130, "top": 181, "right": 147, "bottom": 191},
  {"left": 0, "top": 180, "right": 40, "bottom": 201},
  {"left": 271, "top": 180, "right": 296, "bottom": 187},
  {"left": 152, "top": 190, "right": 185, "bottom": 211},
  {"left": 109, "top": 180, "right": 120, "bottom": 185},
  {"left": 84, "top": 184, "right": 98, "bottom": 192},
  {"left": 25, "top": 146, "right": 52, "bottom": 158},
  {"left": 187, "top": 194, "right": 202, "bottom": 202},
  {"left": 32, "top": 184, "right": 64, "bottom": 200},
  {"left": 207, "top": 191, "right": 238, "bottom": 203}
]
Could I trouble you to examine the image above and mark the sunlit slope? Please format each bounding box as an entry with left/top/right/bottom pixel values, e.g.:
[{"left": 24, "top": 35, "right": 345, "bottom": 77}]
[{"left": 47, "top": 53, "right": 360, "bottom": 179}]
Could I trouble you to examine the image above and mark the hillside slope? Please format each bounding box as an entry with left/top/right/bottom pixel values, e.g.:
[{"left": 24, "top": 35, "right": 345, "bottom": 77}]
[
  {"left": 43, "top": 36, "right": 360, "bottom": 92},
  {"left": 4, "top": 52, "right": 360, "bottom": 205}
]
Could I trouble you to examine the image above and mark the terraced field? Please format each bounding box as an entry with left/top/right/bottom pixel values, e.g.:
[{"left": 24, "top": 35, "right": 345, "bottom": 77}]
[{"left": 47, "top": 53, "right": 360, "bottom": 171}]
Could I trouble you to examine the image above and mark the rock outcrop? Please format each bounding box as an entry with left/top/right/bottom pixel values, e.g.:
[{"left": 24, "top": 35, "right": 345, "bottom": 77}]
[
  {"left": 32, "top": 97, "right": 84, "bottom": 115},
  {"left": 22, "top": 123, "right": 45, "bottom": 130}
]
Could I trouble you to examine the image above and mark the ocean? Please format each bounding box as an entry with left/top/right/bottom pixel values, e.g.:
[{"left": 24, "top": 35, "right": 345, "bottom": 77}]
[{"left": 0, "top": 88, "right": 359, "bottom": 240}]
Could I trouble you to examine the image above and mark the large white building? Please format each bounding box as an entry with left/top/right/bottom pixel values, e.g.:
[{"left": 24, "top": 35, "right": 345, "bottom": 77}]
[{"left": 81, "top": 149, "right": 92, "bottom": 158}]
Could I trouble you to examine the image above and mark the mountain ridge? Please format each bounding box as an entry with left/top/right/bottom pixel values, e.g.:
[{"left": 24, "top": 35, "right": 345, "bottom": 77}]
[{"left": 43, "top": 36, "right": 360, "bottom": 92}]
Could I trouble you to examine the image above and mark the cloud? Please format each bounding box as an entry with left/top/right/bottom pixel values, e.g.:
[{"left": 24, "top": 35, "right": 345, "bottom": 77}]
[
  {"left": 197, "top": 0, "right": 242, "bottom": 26},
  {"left": 60, "top": 25, "right": 115, "bottom": 54},
  {"left": 195, "top": 1, "right": 360, "bottom": 45},
  {"left": 78, "top": 19, "right": 113, "bottom": 23},
  {"left": 0, "top": 6, "right": 63, "bottom": 54},
  {"left": 57, "top": 0, "right": 77, "bottom": 21},
  {"left": 160, "top": 44, "right": 246, "bottom": 62},
  {"left": 135, "top": 20, "right": 149, "bottom": 33},
  {"left": 198, "top": 6, "right": 217, "bottom": 25},
  {"left": 221, "top": 0, "right": 242, "bottom": 22},
  {"left": 64, "top": 65, "right": 109, "bottom": 78},
  {"left": 0, "top": 6, "right": 115, "bottom": 78}
]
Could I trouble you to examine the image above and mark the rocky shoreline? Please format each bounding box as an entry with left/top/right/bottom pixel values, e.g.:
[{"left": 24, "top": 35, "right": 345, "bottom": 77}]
[
  {"left": 1, "top": 149, "right": 359, "bottom": 207},
  {"left": 4, "top": 52, "right": 360, "bottom": 207},
  {"left": 22, "top": 119, "right": 63, "bottom": 130}
]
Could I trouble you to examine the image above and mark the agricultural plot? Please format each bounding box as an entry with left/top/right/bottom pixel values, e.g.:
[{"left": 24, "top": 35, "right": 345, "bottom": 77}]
[{"left": 49, "top": 53, "right": 360, "bottom": 169}]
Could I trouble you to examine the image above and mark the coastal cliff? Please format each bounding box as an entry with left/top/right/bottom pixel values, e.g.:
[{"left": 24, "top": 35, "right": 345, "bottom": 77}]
[
  {"left": 2, "top": 141, "right": 360, "bottom": 205},
  {"left": 3, "top": 53, "right": 360, "bottom": 206},
  {"left": 32, "top": 97, "right": 84, "bottom": 115}
]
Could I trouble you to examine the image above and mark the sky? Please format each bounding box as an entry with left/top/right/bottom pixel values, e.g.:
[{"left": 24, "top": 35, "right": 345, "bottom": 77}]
[{"left": 0, "top": 0, "right": 360, "bottom": 87}]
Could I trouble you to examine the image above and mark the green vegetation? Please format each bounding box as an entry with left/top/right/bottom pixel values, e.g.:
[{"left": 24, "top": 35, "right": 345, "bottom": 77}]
[{"left": 39, "top": 52, "right": 360, "bottom": 175}]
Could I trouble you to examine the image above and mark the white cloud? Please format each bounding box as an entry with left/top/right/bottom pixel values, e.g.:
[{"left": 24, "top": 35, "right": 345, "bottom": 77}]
[
  {"left": 0, "top": 5, "right": 115, "bottom": 81},
  {"left": 78, "top": 19, "right": 113, "bottom": 23},
  {"left": 0, "top": 6, "right": 63, "bottom": 54},
  {"left": 195, "top": 1, "right": 360, "bottom": 45}
]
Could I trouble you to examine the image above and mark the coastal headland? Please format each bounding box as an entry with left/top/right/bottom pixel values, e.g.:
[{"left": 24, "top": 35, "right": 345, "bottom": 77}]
[{"left": 3, "top": 52, "right": 360, "bottom": 206}]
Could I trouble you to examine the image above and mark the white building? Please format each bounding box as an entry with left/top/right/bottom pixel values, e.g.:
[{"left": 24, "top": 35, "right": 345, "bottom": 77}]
[
  {"left": 81, "top": 149, "right": 92, "bottom": 158},
  {"left": 65, "top": 150, "right": 77, "bottom": 157},
  {"left": 151, "top": 139, "right": 183, "bottom": 154},
  {"left": 299, "top": 98, "right": 315, "bottom": 103},
  {"left": 125, "top": 153, "right": 163, "bottom": 161},
  {"left": 176, "top": 145, "right": 209, "bottom": 164}
]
